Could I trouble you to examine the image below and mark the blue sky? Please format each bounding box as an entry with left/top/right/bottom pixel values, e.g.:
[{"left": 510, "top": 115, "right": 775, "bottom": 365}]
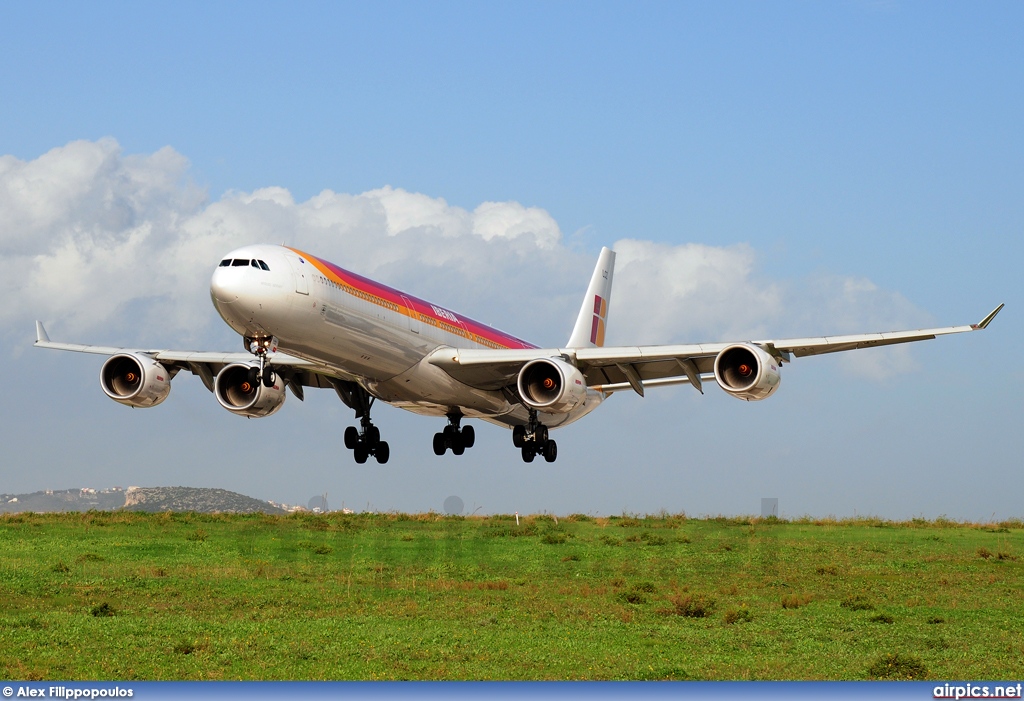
[{"left": 1, "top": 2, "right": 1020, "bottom": 519}]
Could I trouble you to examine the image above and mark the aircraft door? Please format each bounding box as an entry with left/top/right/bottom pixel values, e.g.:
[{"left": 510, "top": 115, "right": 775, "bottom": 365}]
[
  {"left": 287, "top": 256, "right": 310, "bottom": 295},
  {"left": 402, "top": 296, "right": 419, "bottom": 333}
]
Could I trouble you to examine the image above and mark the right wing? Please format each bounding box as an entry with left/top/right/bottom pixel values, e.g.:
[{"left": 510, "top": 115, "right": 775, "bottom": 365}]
[{"left": 429, "top": 304, "right": 1004, "bottom": 396}]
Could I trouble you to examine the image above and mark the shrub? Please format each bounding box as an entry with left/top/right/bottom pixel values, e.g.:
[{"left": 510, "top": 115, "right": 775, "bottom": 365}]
[
  {"left": 52, "top": 561, "right": 70, "bottom": 573},
  {"left": 978, "top": 547, "right": 992, "bottom": 559},
  {"left": 724, "top": 607, "right": 753, "bottom": 624},
  {"left": 815, "top": 565, "right": 839, "bottom": 575},
  {"left": 781, "top": 593, "right": 814, "bottom": 609},
  {"left": 186, "top": 528, "right": 208, "bottom": 542},
  {"left": 598, "top": 534, "right": 621, "bottom": 546},
  {"left": 840, "top": 595, "right": 875, "bottom": 611},
  {"left": 618, "top": 591, "right": 646, "bottom": 605},
  {"left": 870, "top": 613, "right": 895, "bottom": 624},
  {"left": 927, "top": 616, "right": 945, "bottom": 624},
  {"left": 668, "top": 593, "right": 716, "bottom": 618},
  {"left": 867, "top": 653, "right": 927, "bottom": 680},
  {"left": 90, "top": 602, "right": 115, "bottom": 617}
]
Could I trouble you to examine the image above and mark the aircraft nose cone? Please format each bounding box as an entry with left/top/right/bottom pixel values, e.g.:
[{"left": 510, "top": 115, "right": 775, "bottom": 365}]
[{"left": 210, "top": 269, "right": 239, "bottom": 304}]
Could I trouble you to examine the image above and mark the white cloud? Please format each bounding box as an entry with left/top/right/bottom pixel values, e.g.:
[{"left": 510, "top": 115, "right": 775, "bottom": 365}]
[{"left": 1, "top": 139, "right": 930, "bottom": 380}]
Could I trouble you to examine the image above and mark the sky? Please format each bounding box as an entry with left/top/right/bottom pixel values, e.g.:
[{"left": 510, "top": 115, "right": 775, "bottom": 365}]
[{"left": 1, "top": 1, "right": 1021, "bottom": 520}]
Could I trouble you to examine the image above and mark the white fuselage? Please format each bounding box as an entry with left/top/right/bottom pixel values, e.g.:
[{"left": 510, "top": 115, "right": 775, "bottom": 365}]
[{"left": 209, "top": 244, "right": 604, "bottom": 429}]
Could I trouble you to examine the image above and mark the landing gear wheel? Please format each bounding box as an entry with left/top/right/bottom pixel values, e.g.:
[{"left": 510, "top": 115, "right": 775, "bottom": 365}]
[
  {"left": 543, "top": 440, "right": 557, "bottom": 463},
  {"left": 521, "top": 445, "right": 535, "bottom": 463},
  {"left": 365, "top": 425, "right": 381, "bottom": 448},
  {"left": 462, "top": 425, "right": 475, "bottom": 449},
  {"left": 353, "top": 444, "right": 369, "bottom": 464},
  {"left": 534, "top": 425, "right": 549, "bottom": 444},
  {"left": 344, "top": 426, "right": 359, "bottom": 450},
  {"left": 432, "top": 432, "right": 447, "bottom": 456},
  {"left": 375, "top": 441, "right": 390, "bottom": 464},
  {"left": 261, "top": 370, "right": 276, "bottom": 388},
  {"left": 451, "top": 436, "right": 466, "bottom": 456},
  {"left": 512, "top": 425, "right": 526, "bottom": 448},
  {"left": 247, "top": 366, "right": 260, "bottom": 385}
]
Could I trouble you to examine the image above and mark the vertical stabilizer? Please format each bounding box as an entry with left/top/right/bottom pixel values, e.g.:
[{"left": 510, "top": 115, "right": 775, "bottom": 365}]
[{"left": 567, "top": 247, "right": 616, "bottom": 348}]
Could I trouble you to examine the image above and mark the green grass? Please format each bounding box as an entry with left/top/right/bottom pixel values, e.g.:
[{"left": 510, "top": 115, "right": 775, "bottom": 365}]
[{"left": 1, "top": 511, "right": 1022, "bottom": 680}]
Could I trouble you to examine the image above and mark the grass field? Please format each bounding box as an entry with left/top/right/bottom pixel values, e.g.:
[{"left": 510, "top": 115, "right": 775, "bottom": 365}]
[{"left": 1, "top": 511, "right": 1022, "bottom": 680}]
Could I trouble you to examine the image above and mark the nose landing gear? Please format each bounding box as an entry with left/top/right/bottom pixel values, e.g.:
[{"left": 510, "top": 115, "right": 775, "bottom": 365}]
[
  {"left": 513, "top": 410, "right": 556, "bottom": 463},
  {"left": 245, "top": 335, "right": 278, "bottom": 387},
  {"left": 433, "top": 412, "right": 475, "bottom": 456}
]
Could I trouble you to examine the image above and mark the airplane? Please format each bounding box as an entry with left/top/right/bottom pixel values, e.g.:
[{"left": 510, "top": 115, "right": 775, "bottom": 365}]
[{"left": 35, "top": 243, "right": 1003, "bottom": 465}]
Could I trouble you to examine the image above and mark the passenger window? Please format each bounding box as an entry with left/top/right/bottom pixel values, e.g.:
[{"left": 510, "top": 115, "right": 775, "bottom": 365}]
[
  {"left": 219, "top": 259, "right": 231, "bottom": 267},
  {"left": 232, "top": 259, "right": 248, "bottom": 266},
  {"left": 258, "top": 260, "right": 270, "bottom": 271}
]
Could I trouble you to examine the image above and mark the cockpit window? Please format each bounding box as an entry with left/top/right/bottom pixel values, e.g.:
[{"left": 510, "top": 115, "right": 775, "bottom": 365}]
[
  {"left": 231, "top": 259, "right": 249, "bottom": 267},
  {"left": 219, "top": 259, "right": 231, "bottom": 267},
  {"left": 258, "top": 260, "right": 270, "bottom": 271},
  {"left": 250, "top": 259, "right": 259, "bottom": 268}
]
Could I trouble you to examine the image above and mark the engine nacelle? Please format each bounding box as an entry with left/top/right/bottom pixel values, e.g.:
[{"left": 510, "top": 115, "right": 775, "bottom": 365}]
[
  {"left": 713, "top": 343, "right": 781, "bottom": 401},
  {"left": 517, "top": 357, "right": 587, "bottom": 413},
  {"left": 100, "top": 353, "right": 172, "bottom": 408},
  {"left": 214, "top": 363, "right": 286, "bottom": 418}
]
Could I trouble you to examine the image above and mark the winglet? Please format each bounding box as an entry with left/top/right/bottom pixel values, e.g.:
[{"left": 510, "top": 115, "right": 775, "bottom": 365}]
[
  {"left": 35, "top": 321, "right": 50, "bottom": 344},
  {"left": 973, "top": 303, "right": 1004, "bottom": 330}
]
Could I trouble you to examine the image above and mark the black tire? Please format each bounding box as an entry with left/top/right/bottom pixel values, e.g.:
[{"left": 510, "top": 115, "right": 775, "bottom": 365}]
[
  {"left": 375, "top": 441, "right": 390, "bottom": 464},
  {"left": 535, "top": 425, "right": 548, "bottom": 444},
  {"left": 543, "top": 440, "right": 557, "bottom": 463},
  {"left": 432, "top": 432, "right": 447, "bottom": 456},
  {"left": 521, "top": 445, "right": 535, "bottom": 463},
  {"left": 512, "top": 425, "right": 526, "bottom": 448},
  {"left": 247, "top": 366, "right": 259, "bottom": 386},
  {"left": 344, "top": 426, "right": 359, "bottom": 450},
  {"left": 366, "top": 425, "right": 381, "bottom": 447},
  {"left": 462, "top": 425, "right": 475, "bottom": 448},
  {"left": 261, "top": 369, "right": 276, "bottom": 387},
  {"left": 354, "top": 444, "right": 369, "bottom": 464},
  {"left": 451, "top": 437, "right": 465, "bottom": 456}
]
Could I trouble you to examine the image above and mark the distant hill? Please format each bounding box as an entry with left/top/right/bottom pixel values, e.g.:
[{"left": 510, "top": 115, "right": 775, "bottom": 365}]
[
  {"left": 123, "top": 486, "right": 286, "bottom": 514},
  {"left": 0, "top": 486, "right": 287, "bottom": 515}
]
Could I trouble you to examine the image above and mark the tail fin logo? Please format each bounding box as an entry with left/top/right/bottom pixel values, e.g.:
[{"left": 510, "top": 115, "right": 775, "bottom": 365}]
[{"left": 590, "top": 295, "right": 608, "bottom": 346}]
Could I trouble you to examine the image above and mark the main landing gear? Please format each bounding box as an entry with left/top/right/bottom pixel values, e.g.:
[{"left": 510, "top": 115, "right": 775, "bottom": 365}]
[
  {"left": 330, "top": 378, "right": 389, "bottom": 465},
  {"left": 344, "top": 412, "right": 389, "bottom": 465},
  {"left": 513, "top": 410, "right": 556, "bottom": 463},
  {"left": 433, "top": 413, "right": 475, "bottom": 456}
]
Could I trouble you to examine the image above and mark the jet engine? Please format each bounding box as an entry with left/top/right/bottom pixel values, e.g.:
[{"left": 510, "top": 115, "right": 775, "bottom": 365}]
[
  {"left": 100, "top": 353, "right": 172, "bottom": 408},
  {"left": 214, "top": 363, "right": 286, "bottom": 418},
  {"left": 713, "top": 343, "right": 781, "bottom": 401},
  {"left": 517, "top": 358, "right": 587, "bottom": 413}
]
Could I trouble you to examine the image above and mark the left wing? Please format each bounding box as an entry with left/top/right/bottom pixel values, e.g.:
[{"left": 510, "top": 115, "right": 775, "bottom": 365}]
[
  {"left": 429, "top": 303, "right": 1004, "bottom": 396},
  {"left": 34, "top": 321, "right": 341, "bottom": 398}
]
